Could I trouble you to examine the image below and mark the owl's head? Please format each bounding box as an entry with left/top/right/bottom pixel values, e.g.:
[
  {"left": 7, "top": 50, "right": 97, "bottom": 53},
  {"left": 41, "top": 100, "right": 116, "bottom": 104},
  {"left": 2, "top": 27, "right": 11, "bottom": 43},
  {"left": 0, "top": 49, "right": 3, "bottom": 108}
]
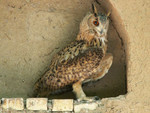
[{"left": 77, "top": 4, "right": 110, "bottom": 43}]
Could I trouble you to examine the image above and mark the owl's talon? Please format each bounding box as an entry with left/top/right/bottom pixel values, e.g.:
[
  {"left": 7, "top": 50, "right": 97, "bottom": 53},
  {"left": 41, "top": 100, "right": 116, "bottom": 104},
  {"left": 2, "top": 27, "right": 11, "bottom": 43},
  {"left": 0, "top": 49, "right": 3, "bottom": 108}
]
[{"left": 77, "top": 96, "right": 100, "bottom": 103}]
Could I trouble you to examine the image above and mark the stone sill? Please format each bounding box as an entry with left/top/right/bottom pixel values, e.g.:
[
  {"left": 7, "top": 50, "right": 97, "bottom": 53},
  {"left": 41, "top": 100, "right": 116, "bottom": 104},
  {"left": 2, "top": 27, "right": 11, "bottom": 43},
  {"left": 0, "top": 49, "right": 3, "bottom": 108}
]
[{"left": 0, "top": 95, "right": 125, "bottom": 113}]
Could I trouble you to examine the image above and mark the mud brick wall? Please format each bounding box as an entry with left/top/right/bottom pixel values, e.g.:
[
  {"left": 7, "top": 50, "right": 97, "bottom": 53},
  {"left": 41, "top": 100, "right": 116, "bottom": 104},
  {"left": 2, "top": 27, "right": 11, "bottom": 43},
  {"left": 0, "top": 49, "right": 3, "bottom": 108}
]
[{"left": 0, "top": 0, "right": 150, "bottom": 113}]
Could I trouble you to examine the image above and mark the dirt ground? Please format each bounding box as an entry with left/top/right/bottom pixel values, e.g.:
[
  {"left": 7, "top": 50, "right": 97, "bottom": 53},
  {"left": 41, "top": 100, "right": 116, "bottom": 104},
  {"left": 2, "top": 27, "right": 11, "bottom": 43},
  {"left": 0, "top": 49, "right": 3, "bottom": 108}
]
[{"left": 0, "top": 0, "right": 126, "bottom": 99}]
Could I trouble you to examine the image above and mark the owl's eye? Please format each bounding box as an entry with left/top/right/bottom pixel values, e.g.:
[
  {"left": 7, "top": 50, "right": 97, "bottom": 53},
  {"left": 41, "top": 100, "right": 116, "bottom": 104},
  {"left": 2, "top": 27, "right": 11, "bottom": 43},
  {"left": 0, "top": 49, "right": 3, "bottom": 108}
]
[{"left": 93, "top": 21, "right": 99, "bottom": 26}]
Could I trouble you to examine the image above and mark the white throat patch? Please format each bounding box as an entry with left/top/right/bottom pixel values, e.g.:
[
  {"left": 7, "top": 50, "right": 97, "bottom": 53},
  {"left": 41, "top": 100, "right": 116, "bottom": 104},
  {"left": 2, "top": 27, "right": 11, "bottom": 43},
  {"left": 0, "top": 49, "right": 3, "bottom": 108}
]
[
  {"left": 100, "top": 37, "right": 105, "bottom": 45},
  {"left": 97, "top": 36, "right": 107, "bottom": 46}
]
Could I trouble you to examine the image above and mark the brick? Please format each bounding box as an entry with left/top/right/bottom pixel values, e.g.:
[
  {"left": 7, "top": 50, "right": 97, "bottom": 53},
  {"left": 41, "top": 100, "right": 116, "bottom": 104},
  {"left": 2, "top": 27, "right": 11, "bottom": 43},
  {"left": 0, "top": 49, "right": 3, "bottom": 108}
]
[
  {"left": 26, "top": 98, "right": 48, "bottom": 110},
  {"left": 1, "top": 98, "right": 24, "bottom": 110},
  {"left": 52, "top": 99, "right": 73, "bottom": 111},
  {"left": 74, "top": 101, "right": 99, "bottom": 112}
]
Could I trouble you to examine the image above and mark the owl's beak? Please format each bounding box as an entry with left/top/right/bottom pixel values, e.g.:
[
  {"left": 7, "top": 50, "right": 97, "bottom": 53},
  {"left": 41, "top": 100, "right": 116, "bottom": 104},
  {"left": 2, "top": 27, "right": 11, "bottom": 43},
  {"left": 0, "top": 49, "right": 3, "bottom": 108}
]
[
  {"left": 100, "top": 29, "right": 103, "bottom": 34},
  {"left": 92, "top": 4, "right": 98, "bottom": 17}
]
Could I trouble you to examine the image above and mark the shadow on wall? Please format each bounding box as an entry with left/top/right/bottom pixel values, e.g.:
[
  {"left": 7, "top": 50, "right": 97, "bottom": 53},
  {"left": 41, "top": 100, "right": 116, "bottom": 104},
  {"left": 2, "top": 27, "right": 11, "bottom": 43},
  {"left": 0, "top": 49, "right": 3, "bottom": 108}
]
[{"left": 0, "top": 0, "right": 127, "bottom": 99}]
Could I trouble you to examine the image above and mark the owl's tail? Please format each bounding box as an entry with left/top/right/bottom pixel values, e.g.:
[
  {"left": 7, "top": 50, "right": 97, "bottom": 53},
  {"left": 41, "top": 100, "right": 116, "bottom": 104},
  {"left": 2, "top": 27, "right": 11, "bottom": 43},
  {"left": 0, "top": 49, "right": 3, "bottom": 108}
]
[
  {"left": 33, "top": 78, "right": 40, "bottom": 96},
  {"left": 33, "top": 78, "right": 50, "bottom": 97}
]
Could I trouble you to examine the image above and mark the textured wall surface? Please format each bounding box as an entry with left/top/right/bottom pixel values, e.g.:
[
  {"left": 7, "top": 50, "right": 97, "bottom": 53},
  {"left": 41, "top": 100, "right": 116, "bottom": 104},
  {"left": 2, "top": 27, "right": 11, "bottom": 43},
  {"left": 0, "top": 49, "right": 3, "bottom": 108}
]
[
  {"left": 97, "top": 0, "right": 150, "bottom": 113},
  {"left": 0, "top": 0, "right": 150, "bottom": 113},
  {"left": 0, "top": 0, "right": 126, "bottom": 98}
]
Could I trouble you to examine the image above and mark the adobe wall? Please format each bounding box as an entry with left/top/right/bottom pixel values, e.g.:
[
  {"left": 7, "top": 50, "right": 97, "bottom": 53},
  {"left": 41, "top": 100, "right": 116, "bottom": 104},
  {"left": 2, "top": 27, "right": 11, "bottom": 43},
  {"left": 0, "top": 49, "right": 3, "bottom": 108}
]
[
  {"left": 0, "top": 0, "right": 150, "bottom": 112},
  {"left": 98, "top": 0, "right": 150, "bottom": 112},
  {"left": 0, "top": 0, "right": 126, "bottom": 98}
]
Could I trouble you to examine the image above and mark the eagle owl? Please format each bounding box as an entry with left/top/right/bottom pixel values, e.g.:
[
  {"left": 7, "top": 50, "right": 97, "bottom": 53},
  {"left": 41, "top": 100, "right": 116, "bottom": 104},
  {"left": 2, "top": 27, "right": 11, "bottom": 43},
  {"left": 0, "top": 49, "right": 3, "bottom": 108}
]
[{"left": 34, "top": 5, "right": 113, "bottom": 101}]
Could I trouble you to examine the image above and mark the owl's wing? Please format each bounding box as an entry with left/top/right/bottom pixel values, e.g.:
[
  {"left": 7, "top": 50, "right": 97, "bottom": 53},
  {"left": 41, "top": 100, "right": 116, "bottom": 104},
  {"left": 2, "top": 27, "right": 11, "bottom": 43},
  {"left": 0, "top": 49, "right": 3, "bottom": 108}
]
[
  {"left": 34, "top": 47, "right": 104, "bottom": 96},
  {"left": 50, "top": 40, "right": 87, "bottom": 67},
  {"left": 33, "top": 40, "right": 87, "bottom": 96},
  {"left": 33, "top": 40, "right": 105, "bottom": 96}
]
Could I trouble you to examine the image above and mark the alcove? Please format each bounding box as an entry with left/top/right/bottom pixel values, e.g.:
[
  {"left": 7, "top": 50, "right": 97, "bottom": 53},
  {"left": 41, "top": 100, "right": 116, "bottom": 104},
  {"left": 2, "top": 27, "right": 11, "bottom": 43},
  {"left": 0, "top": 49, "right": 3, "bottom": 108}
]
[{"left": 0, "top": 0, "right": 127, "bottom": 99}]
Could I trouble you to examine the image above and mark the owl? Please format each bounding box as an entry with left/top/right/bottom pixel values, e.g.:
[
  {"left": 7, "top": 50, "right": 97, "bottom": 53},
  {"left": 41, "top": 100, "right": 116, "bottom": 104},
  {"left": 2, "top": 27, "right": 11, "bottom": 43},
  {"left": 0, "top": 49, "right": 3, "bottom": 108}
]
[{"left": 33, "top": 4, "right": 113, "bottom": 101}]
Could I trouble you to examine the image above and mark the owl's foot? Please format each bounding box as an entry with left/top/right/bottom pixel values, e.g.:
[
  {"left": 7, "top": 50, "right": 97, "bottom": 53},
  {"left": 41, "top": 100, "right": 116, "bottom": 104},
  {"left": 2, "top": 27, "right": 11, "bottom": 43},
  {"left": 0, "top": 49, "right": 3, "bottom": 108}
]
[
  {"left": 77, "top": 96, "right": 100, "bottom": 102},
  {"left": 73, "top": 80, "right": 100, "bottom": 102}
]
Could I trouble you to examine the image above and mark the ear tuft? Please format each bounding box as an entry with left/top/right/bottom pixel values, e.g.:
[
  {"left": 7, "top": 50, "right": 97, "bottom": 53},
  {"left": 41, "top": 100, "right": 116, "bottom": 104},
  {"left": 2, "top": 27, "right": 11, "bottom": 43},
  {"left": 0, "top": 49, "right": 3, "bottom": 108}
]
[{"left": 92, "top": 4, "right": 98, "bottom": 17}]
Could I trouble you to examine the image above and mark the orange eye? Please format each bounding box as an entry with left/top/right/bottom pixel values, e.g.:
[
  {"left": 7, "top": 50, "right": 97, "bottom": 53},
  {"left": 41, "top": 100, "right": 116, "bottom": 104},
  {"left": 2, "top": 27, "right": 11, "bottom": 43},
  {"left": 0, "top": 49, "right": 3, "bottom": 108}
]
[{"left": 93, "top": 21, "right": 99, "bottom": 26}]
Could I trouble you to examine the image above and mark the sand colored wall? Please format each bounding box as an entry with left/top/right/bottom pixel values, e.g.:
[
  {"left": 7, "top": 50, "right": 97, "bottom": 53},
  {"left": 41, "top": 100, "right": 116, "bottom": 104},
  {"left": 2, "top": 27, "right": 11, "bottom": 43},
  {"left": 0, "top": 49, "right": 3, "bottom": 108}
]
[
  {"left": 0, "top": 0, "right": 126, "bottom": 99},
  {"left": 97, "top": 0, "right": 150, "bottom": 112},
  {"left": 0, "top": 0, "right": 150, "bottom": 112}
]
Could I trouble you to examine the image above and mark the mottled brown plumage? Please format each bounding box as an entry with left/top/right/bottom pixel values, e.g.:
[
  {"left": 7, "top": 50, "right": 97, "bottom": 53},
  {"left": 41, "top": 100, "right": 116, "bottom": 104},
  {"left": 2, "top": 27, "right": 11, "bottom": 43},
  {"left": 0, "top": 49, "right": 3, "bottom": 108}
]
[{"left": 34, "top": 5, "right": 113, "bottom": 101}]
